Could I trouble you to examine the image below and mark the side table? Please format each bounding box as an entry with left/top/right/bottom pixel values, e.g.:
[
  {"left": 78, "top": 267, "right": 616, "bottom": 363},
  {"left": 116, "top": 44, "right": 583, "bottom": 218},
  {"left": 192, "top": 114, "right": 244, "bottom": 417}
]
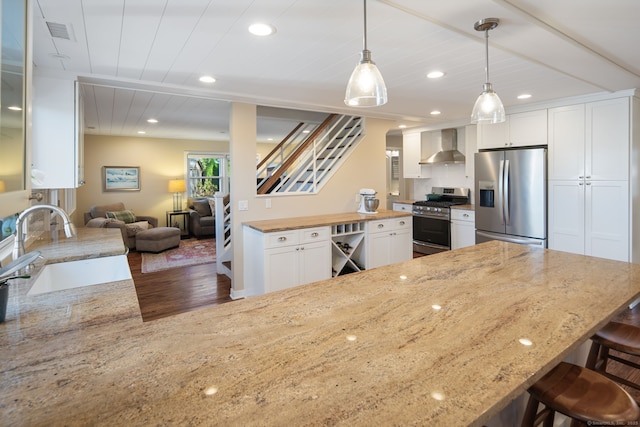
[{"left": 166, "top": 210, "right": 190, "bottom": 239}]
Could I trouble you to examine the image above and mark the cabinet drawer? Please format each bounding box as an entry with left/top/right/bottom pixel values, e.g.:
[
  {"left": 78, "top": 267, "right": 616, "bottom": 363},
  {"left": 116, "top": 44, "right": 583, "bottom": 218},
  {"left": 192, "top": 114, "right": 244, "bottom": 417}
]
[
  {"left": 300, "top": 226, "right": 330, "bottom": 244},
  {"left": 393, "top": 217, "right": 412, "bottom": 230},
  {"left": 367, "top": 219, "right": 393, "bottom": 234},
  {"left": 392, "top": 203, "right": 412, "bottom": 212},
  {"left": 451, "top": 209, "right": 475, "bottom": 222},
  {"left": 264, "top": 230, "right": 299, "bottom": 248}
]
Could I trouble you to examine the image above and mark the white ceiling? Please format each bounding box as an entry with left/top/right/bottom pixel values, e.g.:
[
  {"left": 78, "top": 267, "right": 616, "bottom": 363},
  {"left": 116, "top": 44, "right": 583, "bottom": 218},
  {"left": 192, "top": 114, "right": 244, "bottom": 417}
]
[{"left": 32, "top": 0, "right": 640, "bottom": 142}]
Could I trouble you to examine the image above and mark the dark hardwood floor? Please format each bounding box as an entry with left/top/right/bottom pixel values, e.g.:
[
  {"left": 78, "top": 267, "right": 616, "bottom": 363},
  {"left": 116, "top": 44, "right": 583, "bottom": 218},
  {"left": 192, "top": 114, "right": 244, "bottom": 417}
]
[
  {"left": 130, "top": 247, "right": 640, "bottom": 401},
  {"left": 128, "top": 241, "right": 232, "bottom": 322}
]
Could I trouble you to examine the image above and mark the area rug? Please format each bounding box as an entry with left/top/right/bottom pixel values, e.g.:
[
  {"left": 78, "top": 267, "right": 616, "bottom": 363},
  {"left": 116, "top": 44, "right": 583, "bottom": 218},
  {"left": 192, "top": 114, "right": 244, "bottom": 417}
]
[{"left": 141, "top": 238, "right": 216, "bottom": 273}]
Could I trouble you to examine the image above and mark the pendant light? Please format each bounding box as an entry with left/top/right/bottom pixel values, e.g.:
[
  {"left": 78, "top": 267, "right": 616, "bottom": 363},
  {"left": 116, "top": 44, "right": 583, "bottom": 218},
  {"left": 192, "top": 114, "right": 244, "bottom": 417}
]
[
  {"left": 344, "top": 0, "right": 387, "bottom": 107},
  {"left": 470, "top": 18, "right": 505, "bottom": 124}
]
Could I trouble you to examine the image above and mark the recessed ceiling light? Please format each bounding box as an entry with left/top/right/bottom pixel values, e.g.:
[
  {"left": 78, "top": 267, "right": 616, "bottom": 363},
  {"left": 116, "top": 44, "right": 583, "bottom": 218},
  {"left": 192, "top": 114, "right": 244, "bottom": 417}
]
[
  {"left": 427, "top": 71, "right": 445, "bottom": 79},
  {"left": 199, "top": 75, "right": 216, "bottom": 83},
  {"left": 517, "top": 93, "right": 532, "bottom": 100},
  {"left": 398, "top": 124, "right": 407, "bottom": 129},
  {"left": 8, "top": 106, "right": 22, "bottom": 111},
  {"left": 430, "top": 110, "right": 441, "bottom": 115},
  {"left": 248, "top": 23, "right": 276, "bottom": 36},
  {"left": 137, "top": 131, "right": 146, "bottom": 134},
  {"left": 147, "top": 118, "right": 158, "bottom": 124}
]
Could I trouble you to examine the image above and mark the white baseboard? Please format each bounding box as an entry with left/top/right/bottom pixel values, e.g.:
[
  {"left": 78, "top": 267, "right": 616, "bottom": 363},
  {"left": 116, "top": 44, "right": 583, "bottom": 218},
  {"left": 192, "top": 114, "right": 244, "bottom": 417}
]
[{"left": 230, "top": 288, "right": 245, "bottom": 300}]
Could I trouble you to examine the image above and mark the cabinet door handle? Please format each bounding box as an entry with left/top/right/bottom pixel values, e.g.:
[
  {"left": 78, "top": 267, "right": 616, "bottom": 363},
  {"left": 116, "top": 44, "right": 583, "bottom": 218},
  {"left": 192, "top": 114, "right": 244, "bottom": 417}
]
[
  {"left": 311, "top": 232, "right": 319, "bottom": 237},
  {"left": 463, "top": 213, "right": 469, "bottom": 218},
  {"left": 399, "top": 221, "right": 405, "bottom": 226},
  {"left": 585, "top": 176, "right": 591, "bottom": 179},
  {"left": 586, "top": 182, "right": 591, "bottom": 185},
  {"left": 300, "top": 246, "right": 304, "bottom": 251},
  {"left": 378, "top": 224, "right": 384, "bottom": 229},
  {"left": 579, "top": 182, "right": 584, "bottom": 186},
  {"left": 578, "top": 176, "right": 584, "bottom": 179},
  {"left": 278, "top": 236, "right": 287, "bottom": 242}
]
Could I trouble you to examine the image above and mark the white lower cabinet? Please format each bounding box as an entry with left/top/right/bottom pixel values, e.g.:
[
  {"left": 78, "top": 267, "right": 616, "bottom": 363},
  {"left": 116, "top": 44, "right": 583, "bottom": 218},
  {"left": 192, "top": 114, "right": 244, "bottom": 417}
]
[
  {"left": 366, "top": 218, "right": 412, "bottom": 269},
  {"left": 244, "top": 226, "right": 331, "bottom": 296},
  {"left": 549, "top": 180, "right": 629, "bottom": 261},
  {"left": 451, "top": 209, "right": 475, "bottom": 250},
  {"left": 244, "top": 215, "right": 413, "bottom": 296}
]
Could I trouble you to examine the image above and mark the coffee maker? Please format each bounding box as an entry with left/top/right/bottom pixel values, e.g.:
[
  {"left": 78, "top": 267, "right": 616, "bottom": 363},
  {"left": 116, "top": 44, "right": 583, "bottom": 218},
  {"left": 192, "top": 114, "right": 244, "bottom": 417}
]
[{"left": 357, "top": 188, "right": 379, "bottom": 214}]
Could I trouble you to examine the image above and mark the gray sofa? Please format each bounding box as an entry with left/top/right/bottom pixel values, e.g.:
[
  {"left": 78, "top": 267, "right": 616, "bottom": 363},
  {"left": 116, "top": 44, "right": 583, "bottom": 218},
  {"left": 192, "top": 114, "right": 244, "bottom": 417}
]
[
  {"left": 84, "top": 202, "right": 158, "bottom": 249},
  {"left": 188, "top": 198, "right": 215, "bottom": 238}
]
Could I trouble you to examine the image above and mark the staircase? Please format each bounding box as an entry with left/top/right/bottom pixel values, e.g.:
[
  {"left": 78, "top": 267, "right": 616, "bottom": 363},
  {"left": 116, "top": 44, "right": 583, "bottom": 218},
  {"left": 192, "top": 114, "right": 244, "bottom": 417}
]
[
  {"left": 214, "top": 192, "right": 232, "bottom": 279},
  {"left": 257, "top": 114, "right": 365, "bottom": 194}
]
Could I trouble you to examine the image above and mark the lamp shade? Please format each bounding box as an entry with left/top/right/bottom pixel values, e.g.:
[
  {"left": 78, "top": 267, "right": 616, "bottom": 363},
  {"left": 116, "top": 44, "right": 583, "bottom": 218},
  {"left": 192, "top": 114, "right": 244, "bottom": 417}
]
[
  {"left": 168, "top": 179, "right": 186, "bottom": 193},
  {"left": 344, "top": 55, "right": 388, "bottom": 107},
  {"left": 0, "top": 180, "right": 5, "bottom": 193},
  {"left": 471, "top": 83, "right": 506, "bottom": 124}
]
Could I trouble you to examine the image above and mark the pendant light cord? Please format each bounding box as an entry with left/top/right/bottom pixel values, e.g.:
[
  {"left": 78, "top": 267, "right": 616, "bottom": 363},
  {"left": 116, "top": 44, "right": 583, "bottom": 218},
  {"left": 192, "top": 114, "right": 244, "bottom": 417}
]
[
  {"left": 484, "top": 29, "right": 490, "bottom": 84},
  {"left": 362, "top": 0, "right": 368, "bottom": 52}
]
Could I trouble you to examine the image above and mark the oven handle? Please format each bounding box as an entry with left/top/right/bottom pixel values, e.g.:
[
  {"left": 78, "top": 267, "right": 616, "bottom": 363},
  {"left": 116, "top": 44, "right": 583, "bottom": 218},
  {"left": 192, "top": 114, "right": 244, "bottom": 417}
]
[{"left": 412, "top": 213, "right": 449, "bottom": 220}]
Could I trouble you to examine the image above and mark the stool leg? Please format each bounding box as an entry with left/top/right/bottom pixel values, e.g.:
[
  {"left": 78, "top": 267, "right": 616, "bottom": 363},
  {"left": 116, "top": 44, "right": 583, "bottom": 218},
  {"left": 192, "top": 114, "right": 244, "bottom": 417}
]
[
  {"left": 521, "top": 396, "right": 555, "bottom": 427},
  {"left": 585, "top": 340, "right": 600, "bottom": 370}
]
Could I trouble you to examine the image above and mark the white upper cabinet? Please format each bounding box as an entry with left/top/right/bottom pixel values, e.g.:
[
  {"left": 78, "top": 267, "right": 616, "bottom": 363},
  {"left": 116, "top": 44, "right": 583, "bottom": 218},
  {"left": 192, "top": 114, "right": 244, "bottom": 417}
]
[
  {"left": 32, "top": 76, "right": 85, "bottom": 189},
  {"left": 548, "top": 104, "right": 585, "bottom": 180},
  {"left": 586, "top": 98, "right": 630, "bottom": 181},
  {"left": 402, "top": 132, "right": 430, "bottom": 178},
  {"left": 477, "top": 109, "right": 547, "bottom": 149}
]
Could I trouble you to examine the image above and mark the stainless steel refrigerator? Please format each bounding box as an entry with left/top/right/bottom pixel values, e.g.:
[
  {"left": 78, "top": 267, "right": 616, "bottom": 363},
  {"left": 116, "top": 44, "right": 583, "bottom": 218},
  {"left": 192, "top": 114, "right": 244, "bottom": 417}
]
[{"left": 475, "top": 147, "right": 547, "bottom": 247}]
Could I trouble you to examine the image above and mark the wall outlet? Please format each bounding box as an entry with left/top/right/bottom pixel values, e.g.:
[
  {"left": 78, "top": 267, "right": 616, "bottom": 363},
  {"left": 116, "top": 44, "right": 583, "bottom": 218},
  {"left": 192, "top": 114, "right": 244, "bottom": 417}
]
[
  {"left": 265, "top": 198, "right": 271, "bottom": 209},
  {"left": 238, "top": 200, "right": 249, "bottom": 211}
]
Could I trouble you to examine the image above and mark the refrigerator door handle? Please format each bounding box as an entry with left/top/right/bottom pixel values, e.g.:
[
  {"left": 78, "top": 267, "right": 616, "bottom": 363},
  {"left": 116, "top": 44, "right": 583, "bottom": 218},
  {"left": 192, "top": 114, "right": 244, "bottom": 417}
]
[
  {"left": 504, "top": 159, "right": 510, "bottom": 225},
  {"left": 498, "top": 160, "right": 505, "bottom": 225}
]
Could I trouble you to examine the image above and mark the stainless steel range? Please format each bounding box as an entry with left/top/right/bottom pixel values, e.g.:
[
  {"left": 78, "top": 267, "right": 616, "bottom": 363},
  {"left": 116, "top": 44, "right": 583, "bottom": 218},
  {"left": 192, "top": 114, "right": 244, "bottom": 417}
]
[{"left": 413, "top": 187, "right": 470, "bottom": 255}]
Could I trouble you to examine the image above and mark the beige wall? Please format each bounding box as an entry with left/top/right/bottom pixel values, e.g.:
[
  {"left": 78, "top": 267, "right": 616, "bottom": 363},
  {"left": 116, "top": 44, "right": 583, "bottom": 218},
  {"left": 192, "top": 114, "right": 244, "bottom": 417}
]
[{"left": 76, "top": 134, "right": 229, "bottom": 226}]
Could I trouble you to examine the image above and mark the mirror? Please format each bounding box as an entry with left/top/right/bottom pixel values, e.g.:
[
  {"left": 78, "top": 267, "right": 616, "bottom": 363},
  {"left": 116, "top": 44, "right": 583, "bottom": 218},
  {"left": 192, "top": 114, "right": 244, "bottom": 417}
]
[{"left": 0, "top": 0, "right": 27, "bottom": 194}]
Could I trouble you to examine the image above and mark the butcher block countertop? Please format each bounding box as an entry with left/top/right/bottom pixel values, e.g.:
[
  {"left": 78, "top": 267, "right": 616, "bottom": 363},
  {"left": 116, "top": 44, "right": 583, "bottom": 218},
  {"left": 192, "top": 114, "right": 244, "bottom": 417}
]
[
  {"left": 243, "top": 209, "right": 411, "bottom": 233},
  {"left": 2, "top": 240, "right": 640, "bottom": 426}
]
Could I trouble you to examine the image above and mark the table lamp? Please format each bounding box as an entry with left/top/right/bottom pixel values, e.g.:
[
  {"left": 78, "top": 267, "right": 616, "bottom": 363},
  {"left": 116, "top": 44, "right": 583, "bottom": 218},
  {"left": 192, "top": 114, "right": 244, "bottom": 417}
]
[
  {"left": 168, "top": 179, "right": 186, "bottom": 212},
  {"left": 0, "top": 180, "right": 5, "bottom": 193}
]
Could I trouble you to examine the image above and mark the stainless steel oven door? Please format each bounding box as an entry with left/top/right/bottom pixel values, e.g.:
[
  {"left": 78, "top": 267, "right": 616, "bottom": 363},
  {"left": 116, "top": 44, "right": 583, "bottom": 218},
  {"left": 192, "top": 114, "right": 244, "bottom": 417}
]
[{"left": 413, "top": 214, "right": 450, "bottom": 254}]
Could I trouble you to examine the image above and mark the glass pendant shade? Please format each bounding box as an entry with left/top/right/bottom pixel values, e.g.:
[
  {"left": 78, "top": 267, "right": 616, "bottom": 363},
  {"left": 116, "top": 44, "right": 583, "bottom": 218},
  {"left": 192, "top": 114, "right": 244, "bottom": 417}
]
[
  {"left": 344, "top": 50, "right": 387, "bottom": 107},
  {"left": 471, "top": 83, "right": 505, "bottom": 124},
  {"left": 470, "top": 18, "right": 505, "bottom": 124}
]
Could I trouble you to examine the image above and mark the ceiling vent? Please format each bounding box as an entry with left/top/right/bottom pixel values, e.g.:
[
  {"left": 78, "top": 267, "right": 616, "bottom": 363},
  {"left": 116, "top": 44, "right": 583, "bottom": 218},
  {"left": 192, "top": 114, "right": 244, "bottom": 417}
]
[{"left": 46, "top": 21, "right": 71, "bottom": 40}]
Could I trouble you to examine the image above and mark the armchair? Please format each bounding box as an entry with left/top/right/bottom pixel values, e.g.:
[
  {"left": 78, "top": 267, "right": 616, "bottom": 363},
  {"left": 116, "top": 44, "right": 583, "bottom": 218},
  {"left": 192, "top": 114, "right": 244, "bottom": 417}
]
[
  {"left": 84, "top": 202, "right": 158, "bottom": 249},
  {"left": 187, "top": 198, "right": 215, "bottom": 238}
]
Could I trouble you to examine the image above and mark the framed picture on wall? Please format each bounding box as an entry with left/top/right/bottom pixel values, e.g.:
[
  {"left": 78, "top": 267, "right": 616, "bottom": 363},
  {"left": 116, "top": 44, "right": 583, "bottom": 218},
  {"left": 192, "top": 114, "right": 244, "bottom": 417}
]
[{"left": 102, "top": 166, "right": 141, "bottom": 192}]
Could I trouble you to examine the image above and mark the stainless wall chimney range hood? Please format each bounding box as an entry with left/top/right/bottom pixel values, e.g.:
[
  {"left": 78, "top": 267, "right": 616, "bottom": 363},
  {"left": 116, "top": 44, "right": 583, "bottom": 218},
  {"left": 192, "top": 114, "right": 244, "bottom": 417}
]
[{"left": 419, "top": 128, "right": 465, "bottom": 165}]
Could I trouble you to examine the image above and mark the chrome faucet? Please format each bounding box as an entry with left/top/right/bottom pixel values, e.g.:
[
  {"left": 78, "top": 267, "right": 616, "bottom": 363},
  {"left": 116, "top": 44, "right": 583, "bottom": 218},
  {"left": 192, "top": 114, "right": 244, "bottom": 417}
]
[{"left": 12, "top": 205, "right": 76, "bottom": 260}]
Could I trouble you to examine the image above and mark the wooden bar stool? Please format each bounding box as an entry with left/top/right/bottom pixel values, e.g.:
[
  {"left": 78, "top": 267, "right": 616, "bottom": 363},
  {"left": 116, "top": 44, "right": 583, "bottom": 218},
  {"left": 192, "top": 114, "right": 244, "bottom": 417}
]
[
  {"left": 586, "top": 321, "right": 640, "bottom": 391},
  {"left": 522, "top": 361, "right": 639, "bottom": 426}
]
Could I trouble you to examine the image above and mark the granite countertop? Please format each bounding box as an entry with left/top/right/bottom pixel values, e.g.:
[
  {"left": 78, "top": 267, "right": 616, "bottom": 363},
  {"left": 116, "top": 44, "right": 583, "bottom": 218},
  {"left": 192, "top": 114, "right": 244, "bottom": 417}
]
[
  {"left": 243, "top": 209, "right": 412, "bottom": 233},
  {"left": 2, "top": 241, "right": 640, "bottom": 426},
  {"left": 27, "top": 227, "right": 127, "bottom": 263},
  {"left": 451, "top": 204, "right": 475, "bottom": 211}
]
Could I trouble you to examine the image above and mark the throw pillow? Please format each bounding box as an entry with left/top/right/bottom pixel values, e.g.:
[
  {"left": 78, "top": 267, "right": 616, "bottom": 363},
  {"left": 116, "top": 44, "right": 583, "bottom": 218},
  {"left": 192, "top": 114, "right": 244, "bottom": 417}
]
[
  {"left": 124, "top": 220, "right": 150, "bottom": 237},
  {"left": 192, "top": 200, "right": 211, "bottom": 217},
  {"left": 207, "top": 198, "right": 216, "bottom": 218},
  {"left": 105, "top": 209, "right": 137, "bottom": 224}
]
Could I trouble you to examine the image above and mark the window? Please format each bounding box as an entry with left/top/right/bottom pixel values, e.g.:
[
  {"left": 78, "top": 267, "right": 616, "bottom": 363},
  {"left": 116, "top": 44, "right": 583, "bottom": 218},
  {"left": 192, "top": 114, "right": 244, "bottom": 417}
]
[{"left": 187, "top": 152, "right": 229, "bottom": 198}]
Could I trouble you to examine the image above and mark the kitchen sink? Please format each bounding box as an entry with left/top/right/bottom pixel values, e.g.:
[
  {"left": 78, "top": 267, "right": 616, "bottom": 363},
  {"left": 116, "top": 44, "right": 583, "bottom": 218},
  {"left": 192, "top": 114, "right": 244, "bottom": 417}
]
[{"left": 27, "top": 255, "right": 132, "bottom": 296}]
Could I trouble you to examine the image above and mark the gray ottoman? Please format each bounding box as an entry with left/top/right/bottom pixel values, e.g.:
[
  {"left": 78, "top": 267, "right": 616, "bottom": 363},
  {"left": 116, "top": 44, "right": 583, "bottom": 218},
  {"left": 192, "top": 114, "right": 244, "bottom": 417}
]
[{"left": 136, "top": 227, "right": 181, "bottom": 253}]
